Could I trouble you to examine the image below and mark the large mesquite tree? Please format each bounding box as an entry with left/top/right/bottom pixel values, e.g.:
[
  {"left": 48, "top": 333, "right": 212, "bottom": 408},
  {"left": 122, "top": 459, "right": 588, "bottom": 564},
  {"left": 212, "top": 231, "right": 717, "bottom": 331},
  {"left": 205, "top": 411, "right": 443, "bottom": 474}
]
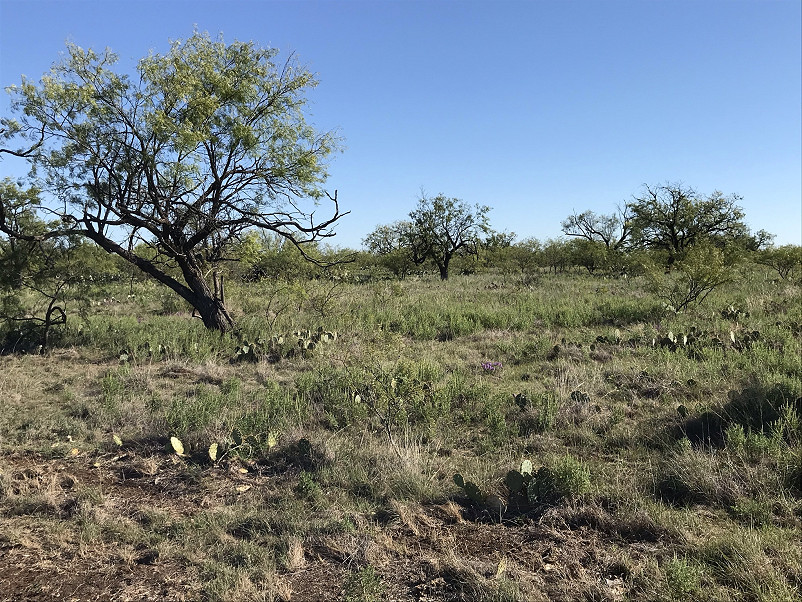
[
  {"left": 627, "top": 183, "right": 749, "bottom": 266},
  {"left": 0, "top": 32, "right": 344, "bottom": 332},
  {"left": 406, "top": 194, "right": 491, "bottom": 280}
]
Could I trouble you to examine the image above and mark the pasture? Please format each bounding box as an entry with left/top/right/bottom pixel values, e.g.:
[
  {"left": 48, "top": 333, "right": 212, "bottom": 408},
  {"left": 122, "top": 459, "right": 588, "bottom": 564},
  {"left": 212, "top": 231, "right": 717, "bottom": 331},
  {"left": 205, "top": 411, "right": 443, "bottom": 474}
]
[{"left": 1, "top": 265, "right": 800, "bottom": 601}]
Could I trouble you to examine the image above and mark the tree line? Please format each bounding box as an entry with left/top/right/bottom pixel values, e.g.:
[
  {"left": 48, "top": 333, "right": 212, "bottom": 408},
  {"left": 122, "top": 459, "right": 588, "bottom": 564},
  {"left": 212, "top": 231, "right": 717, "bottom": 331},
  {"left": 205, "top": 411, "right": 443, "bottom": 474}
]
[{"left": 1, "top": 32, "right": 799, "bottom": 343}]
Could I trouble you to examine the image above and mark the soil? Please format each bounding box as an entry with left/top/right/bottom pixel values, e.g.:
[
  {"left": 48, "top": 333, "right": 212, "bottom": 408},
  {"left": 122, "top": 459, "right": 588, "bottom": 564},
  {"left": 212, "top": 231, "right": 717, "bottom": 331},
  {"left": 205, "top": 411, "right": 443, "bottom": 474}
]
[{"left": 1, "top": 451, "right": 668, "bottom": 602}]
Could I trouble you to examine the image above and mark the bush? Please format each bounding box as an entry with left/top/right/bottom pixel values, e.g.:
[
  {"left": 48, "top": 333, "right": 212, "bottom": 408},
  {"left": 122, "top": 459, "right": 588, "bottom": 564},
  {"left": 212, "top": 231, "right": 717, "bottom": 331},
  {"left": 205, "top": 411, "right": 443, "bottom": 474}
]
[
  {"left": 527, "top": 454, "right": 591, "bottom": 504},
  {"left": 645, "top": 243, "right": 734, "bottom": 313}
]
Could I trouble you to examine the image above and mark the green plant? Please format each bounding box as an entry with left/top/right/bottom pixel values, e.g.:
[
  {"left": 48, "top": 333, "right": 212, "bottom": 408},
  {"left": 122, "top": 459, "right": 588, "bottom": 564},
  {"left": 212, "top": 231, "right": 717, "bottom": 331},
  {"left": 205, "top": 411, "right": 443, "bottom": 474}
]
[
  {"left": 526, "top": 455, "right": 591, "bottom": 505},
  {"left": 233, "top": 327, "right": 337, "bottom": 362},
  {"left": 344, "top": 565, "right": 385, "bottom": 602},
  {"left": 646, "top": 243, "right": 734, "bottom": 313},
  {"left": 515, "top": 391, "right": 559, "bottom": 434},
  {"left": 720, "top": 304, "right": 748, "bottom": 321},
  {"left": 663, "top": 555, "right": 703, "bottom": 599}
]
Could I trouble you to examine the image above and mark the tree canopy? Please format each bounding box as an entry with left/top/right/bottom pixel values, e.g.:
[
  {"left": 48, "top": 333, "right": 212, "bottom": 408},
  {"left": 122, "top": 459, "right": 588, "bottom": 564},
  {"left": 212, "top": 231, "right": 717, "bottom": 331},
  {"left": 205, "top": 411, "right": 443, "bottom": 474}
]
[
  {"left": 627, "top": 183, "right": 749, "bottom": 265},
  {"left": 561, "top": 206, "right": 632, "bottom": 251},
  {"left": 0, "top": 32, "right": 344, "bottom": 332},
  {"left": 363, "top": 194, "right": 492, "bottom": 281}
]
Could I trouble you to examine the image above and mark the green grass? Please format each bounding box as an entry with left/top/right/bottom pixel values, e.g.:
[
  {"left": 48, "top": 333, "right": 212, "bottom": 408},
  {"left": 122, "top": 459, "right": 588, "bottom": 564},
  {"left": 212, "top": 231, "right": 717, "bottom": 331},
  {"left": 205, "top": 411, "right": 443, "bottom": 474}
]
[{"left": 0, "top": 264, "right": 800, "bottom": 601}]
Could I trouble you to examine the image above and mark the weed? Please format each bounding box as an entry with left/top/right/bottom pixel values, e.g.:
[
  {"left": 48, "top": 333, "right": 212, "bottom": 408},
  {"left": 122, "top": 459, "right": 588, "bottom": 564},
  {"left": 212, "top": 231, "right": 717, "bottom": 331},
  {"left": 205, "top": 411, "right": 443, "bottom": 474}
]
[{"left": 343, "top": 565, "right": 385, "bottom": 602}]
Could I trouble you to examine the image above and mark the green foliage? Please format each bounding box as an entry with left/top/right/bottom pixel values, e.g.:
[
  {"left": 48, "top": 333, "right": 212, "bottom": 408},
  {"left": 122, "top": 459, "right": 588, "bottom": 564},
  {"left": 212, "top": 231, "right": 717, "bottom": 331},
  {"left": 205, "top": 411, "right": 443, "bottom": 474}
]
[
  {"left": 2, "top": 31, "right": 343, "bottom": 332},
  {"left": 455, "top": 455, "right": 591, "bottom": 514},
  {"left": 756, "top": 245, "right": 802, "bottom": 281},
  {"left": 645, "top": 243, "right": 734, "bottom": 312},
  {"left": 378, "top": 194, "right": 490, "bottom": 280},
  {"left": 561, "top": 207, "right": 632, "bottom": 251},
  {"left": 233, "top": 327, "right": 337, "bottom": 363},
  {"left": 629, "top": 183, "right": 750, "bottom": 263},
  {"left": 568, "top": 238, "right": 610, "bottom": 274},
  {"left": 663, "top": 556, "right": 704, "bottom": 599},
  {"left": 525, "top": 455, "right": 591, "bottom": 505},
  {"left": 362, "top": 222, "right": 417, "bottom": 278},
  {"left": 0, "top": 180, "right": 111, "bottom": 352},
  {"left": 343, "top": 565, "right": 385, "bottom": 602},
  {"left": 515, "top": 391, "right": 559, "bottom": 434}
]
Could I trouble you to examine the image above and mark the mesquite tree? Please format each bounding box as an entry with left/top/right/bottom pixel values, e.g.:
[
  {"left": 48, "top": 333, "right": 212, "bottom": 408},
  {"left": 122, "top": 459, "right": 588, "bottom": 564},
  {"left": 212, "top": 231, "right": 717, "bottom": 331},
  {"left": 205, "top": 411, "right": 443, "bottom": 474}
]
[
  {"left": 0, "top": 32, "right": 344, "bottom": 332},
  {"left": 406, "top": 194, "right": 491, "bottom": 280},
  {"left": 627, "top": 183, "right": 749, "bottom": 266},
  {"left": 561, "top": 206, "right": 632, "bottom": 251}
]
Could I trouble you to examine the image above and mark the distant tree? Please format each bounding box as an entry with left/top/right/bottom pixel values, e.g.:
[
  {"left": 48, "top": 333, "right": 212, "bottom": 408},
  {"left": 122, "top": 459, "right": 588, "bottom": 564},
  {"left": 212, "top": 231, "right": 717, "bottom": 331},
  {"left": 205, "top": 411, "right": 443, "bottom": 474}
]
[
  {"left": 561, "top": 206, "right": 632, "bottom": 251},
  {"left": 362, "top": 221, "right": 416, "bottom": 278},
  {"left": 0, "top": 32, "right": 344, "bottom": 332},
  {"left": 363, "top": 222, "right": 409, "bottom": 256},
  {"left": 540, "top": 238, "right": 572, "bottom": 274},
  {"left": 230, "top": 231, "right": 320, "bottom": 282},
  {"left": 405, "top": 193, "right": 491, "bottom": 280},
  {"left": 644, "top": 242, "right": 734, "bottom": 313},
  {"left": 627, "top": 183, "right": 749, "bottom": 266},
  {"left": 494, "top": 237, "right": 540, "bottom": 279},
  {"left": 482, "top": 230, "right": 516, "bottom": 253},
  {"left": 568, "top": 239, "right": 608, "bottom": 274},
  {"left": 755, "top": 245, "right": 802, "bottom": 281},
  {"left": 0, "top": 181, "right": 89, "bottom": 352}
]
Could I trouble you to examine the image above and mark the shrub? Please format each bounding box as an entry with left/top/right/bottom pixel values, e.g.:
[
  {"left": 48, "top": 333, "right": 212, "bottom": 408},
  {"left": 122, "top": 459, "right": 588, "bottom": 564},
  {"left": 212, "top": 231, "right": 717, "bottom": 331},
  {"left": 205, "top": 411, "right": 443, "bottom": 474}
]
[
  {"left": 645, "top": 243, "right": 734, "bottom": 312},
  {"left": 527, "top": 454, "right": 591, "bottom": 504}
]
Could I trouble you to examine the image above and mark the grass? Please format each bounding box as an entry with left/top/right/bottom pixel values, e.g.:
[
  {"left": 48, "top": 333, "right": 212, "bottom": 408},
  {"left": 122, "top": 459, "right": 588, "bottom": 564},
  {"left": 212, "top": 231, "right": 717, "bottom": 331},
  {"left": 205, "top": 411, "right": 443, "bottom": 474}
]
[{"left": 1, "top": 263, "right": 800, "bottom": 601}]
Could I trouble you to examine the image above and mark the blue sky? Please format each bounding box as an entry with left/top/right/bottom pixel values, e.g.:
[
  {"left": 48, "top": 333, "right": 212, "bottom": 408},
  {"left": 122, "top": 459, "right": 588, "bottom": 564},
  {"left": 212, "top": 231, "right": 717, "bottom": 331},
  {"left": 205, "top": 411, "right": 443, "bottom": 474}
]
[{"left": 1, "top": 0, "right": 800, "bottom": 247}]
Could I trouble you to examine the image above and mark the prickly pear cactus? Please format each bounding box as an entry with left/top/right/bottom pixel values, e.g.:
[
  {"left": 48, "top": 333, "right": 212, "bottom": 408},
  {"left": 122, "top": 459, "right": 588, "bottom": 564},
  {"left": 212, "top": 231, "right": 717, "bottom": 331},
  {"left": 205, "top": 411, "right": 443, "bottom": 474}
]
[
  {"left": 505, "top": 470, "right": 525, "bottom": 493},
  {"left": 453, "top": 473, "right": 484, "bottom": 505}
]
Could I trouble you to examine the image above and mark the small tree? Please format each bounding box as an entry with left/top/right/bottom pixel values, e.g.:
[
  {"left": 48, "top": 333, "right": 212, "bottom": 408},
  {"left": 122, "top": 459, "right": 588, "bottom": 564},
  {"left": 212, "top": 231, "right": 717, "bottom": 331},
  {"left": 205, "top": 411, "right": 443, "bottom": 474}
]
[
  {"left": 0, "top": 180, "right": 94, "bottom": 352},
  {"left": 405, "top": 193, "right": 491, "bottom": 280},
  {"left": 561, "top": 206, "right": 632, "bottom": 251},
  {"left": 362, "top": 221, "right": 416, "bottom": 278},
  {"left": 755, "top": 245, "right": 802, "bottom": 281},
  {"left": 540, "top": 238, "right": 572, "bottom": 274},
  {"left": 0, "top": 32, "right": 344, "bottom": 332},
  {"left": 568, "top": 238, "right": 609, "bottom": 274}
]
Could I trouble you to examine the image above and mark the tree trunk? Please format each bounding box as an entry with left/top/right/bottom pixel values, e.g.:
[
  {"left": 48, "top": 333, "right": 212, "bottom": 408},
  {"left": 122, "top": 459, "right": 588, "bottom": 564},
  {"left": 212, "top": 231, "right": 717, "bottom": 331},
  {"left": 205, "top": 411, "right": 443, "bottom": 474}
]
[
  {"left": 82, "top": 229, "right": 236, "bottom": 332},
  {"left": 178, "top": 259, "right": 235, "bottom": 333},
  {"left": 192, "top": 293, "right": 235, "bottom": 332},
  {"left": 438, "top": 261, "right": 449, "bottom": 280}
]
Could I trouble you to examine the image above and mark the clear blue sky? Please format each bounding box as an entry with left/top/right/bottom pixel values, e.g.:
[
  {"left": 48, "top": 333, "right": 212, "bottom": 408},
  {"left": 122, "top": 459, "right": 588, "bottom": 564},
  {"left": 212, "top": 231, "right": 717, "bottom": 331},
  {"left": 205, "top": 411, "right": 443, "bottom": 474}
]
[{"left": 1, "top": 0, "right": 800, "bottom": 247}]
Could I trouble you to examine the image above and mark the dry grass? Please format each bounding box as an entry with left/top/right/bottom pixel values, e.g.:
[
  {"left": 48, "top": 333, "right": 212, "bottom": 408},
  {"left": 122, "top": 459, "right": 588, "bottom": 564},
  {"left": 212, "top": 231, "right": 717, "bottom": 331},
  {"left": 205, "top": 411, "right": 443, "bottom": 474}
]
[{"left": 1, "top": 269, "right": 800, "bottom": 600}]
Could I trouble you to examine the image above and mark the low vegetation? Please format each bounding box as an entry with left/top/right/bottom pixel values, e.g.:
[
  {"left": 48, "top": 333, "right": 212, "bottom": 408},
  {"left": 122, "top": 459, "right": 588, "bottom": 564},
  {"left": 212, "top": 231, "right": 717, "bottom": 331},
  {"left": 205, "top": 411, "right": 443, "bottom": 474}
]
[{"left": 1, "top": 258, "right": 800, "bottom": 601}]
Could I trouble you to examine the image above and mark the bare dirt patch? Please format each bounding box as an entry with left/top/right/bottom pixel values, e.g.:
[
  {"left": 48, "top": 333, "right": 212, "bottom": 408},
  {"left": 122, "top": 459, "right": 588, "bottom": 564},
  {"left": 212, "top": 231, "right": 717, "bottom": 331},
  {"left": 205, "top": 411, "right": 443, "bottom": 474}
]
[{"left": 1, "top": 452, "right": 673, "bottom": 601}]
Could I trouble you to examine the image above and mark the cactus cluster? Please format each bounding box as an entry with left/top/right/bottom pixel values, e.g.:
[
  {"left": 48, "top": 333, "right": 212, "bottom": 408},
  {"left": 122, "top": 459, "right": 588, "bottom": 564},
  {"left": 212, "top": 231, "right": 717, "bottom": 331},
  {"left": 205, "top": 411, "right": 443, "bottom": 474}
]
[
  {"left": 727, "top": 329, "right": 760, "bottom": 352},
  {"left": 504, "top": 459, "right": 534, "bottom": 502},
  {"left": 293, "top": 326, "right": 338, "bottom": 352},
  {"left": 594, "top": 329, "right": 623, "bottom": 345},
  {"left": 569, "top": 390, "right": 590, "bottom": 404},
  {"left": 234, "top": 328, "right": 338, "bottom": 362},
  {"left": 504, "top": 458, "right": 584, "bottom": 505},
  {"left": 721, "top": 305, "right": 749, "bottom": 321},
  {"left": 208, "top": 427, "right": 278, "bottom": 462},
  {"left": 169, "top": 427, "right": 279, "bottom": 464},
  {"left": 653, "top": 326, "right": 709, "bottom": 352},
  {"left": 456, "top": 456, "right": 592, "bottom": 515},
  {"left": 234, "top": 337, "right": 270, "bottom": 362}
]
